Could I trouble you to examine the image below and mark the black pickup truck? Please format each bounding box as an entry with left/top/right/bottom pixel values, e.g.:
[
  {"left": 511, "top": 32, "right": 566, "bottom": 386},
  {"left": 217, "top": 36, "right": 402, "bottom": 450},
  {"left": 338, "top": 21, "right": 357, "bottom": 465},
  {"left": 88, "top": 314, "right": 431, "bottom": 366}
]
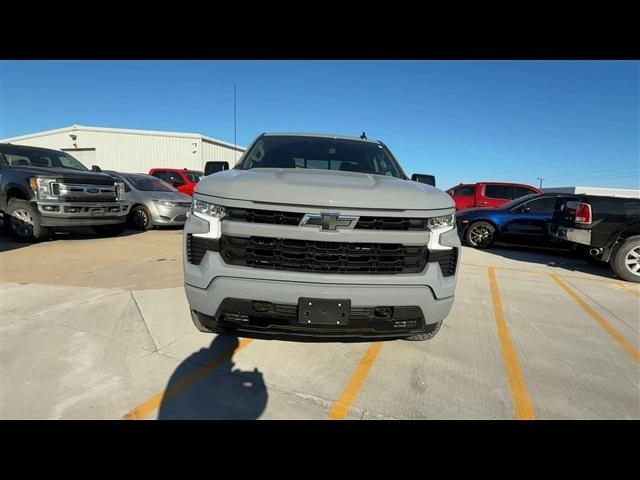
[
  {"left": 0, "top": 143, "right": 130, "bottom": 242},
  {"left": 550, "top": 194, "right": 640, "bottom": 282}
]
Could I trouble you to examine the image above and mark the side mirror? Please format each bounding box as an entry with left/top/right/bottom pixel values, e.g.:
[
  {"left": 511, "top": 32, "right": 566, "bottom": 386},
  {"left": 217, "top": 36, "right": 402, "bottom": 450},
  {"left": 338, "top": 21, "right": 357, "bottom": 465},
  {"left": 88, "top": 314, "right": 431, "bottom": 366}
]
[
  {"left": 204, "top": 161, "right": 230, "bottom": 176},
  {"left": 91, "top": 165, "right": 102, "bottom": 172},
  {"left": 519, "top": 206, "right": 531, "bottom": 214},
  {"left": 411, "top": 173, "right": 436, "bottom": 187}
]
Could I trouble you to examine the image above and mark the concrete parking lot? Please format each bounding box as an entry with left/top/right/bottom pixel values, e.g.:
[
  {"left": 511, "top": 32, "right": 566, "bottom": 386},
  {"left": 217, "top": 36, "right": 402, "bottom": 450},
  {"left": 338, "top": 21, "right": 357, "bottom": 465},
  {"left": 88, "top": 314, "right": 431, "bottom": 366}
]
[{"left": 1, "top": 228, "right": 638, "bottom": 419}]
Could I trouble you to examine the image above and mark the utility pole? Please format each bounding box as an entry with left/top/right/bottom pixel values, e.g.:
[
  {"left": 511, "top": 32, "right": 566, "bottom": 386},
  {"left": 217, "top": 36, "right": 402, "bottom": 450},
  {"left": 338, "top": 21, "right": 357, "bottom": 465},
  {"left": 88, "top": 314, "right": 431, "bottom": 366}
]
[
  {"left": 537, "top": 177, "right": 544, "bottom": 189},
  {"left": 234, "top": 83, "right": 237, "bottom": 161}
]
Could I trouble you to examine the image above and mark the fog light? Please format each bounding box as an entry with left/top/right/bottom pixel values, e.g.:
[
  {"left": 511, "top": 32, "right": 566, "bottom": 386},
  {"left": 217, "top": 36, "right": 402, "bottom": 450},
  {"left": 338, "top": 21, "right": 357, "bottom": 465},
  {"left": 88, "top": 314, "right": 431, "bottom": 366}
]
[{"left": 42, "top": 205, "right": 59, "bottom": 212}]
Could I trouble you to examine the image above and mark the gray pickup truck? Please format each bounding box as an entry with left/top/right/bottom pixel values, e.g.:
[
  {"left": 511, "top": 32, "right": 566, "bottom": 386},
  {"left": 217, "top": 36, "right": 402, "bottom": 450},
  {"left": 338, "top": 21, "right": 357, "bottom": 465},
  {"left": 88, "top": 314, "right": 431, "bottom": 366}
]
[{"left": 183, "top": 133, "right": 459, "bottom": 341}]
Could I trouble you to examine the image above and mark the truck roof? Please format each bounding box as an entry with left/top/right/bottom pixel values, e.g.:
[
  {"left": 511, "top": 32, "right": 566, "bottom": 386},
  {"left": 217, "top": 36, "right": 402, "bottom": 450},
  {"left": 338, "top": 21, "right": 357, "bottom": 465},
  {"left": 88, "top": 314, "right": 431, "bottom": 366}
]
[{"left": 261, "top": 132, "right": 381, "bottom": 145}]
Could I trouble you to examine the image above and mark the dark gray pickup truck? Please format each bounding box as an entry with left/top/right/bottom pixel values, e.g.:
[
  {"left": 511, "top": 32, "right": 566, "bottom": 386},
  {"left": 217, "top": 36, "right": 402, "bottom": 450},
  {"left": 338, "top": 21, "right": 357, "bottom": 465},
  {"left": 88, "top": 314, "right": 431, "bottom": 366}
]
[
  {"left": 550, "top": 194, "right": 640, "bottom": 282},
  {"left": 0, "top": 143, "right": 129, "bottom": 242}
]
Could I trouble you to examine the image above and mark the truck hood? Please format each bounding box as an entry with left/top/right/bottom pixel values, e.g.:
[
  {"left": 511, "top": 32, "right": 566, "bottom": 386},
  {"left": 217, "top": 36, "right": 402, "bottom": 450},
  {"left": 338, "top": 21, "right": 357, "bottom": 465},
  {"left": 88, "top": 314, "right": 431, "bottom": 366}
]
[
  {"left": 195, "top": 168, "right": 454, "bottom": 211},
  {"left": 9, "top": 165, "right": 118, "bottom": 183}
]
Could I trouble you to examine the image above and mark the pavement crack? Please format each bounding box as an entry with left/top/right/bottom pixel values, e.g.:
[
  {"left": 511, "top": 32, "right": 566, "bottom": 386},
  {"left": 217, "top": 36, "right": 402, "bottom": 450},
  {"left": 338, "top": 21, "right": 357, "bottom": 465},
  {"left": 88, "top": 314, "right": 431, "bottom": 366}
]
[
  {"left": 130, "top": 291, "right": 159, "bottom": 353},
  {"left": 562, "top": 275, "right": 639, "bottom": 334}
]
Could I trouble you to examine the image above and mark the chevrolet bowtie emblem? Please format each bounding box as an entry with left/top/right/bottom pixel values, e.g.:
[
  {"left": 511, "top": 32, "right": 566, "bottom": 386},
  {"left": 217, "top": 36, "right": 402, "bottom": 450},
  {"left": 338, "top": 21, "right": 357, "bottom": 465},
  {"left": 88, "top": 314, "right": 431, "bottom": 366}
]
[{"left": 299, "top": 212, "right": 359, "bottom": 231}]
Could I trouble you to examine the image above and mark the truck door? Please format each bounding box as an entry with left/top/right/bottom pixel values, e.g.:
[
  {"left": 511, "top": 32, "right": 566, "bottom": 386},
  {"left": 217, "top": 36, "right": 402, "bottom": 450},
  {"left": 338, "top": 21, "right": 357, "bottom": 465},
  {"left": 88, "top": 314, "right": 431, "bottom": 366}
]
[{"left": 450, "top": 185, "right": 475, "bottom": 210}]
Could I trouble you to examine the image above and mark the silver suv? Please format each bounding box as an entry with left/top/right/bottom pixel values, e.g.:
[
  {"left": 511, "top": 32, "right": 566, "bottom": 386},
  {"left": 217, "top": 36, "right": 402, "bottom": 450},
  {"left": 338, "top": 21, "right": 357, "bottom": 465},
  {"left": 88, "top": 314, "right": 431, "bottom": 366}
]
[{"left": 183, "top": 133, "right": 459, "bottom": 341}]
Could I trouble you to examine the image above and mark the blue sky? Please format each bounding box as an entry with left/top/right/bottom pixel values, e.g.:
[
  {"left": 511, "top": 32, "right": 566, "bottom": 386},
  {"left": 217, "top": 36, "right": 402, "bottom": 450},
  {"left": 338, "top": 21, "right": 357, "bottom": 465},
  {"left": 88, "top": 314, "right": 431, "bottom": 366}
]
[{"left": 1, "top": 60, "right": 638, "bottom": 189}]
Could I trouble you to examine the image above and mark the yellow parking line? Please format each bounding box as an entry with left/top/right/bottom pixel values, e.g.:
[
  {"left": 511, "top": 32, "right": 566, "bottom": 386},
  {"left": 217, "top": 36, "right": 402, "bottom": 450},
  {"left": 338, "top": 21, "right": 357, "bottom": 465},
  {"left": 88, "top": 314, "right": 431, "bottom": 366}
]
[
  {"left": 550, "top": 274, "right": 639, "bottom": 363},
  {"left": 617, "top": 282, "right": 640, "bottom": 298},
  {"left": 463, "top": 262, "right": 622, "bottom": 286},
  {"left": 328, "top": 342, "right": 382, "bottom": 420},
  {"left": 487, "top": 267, "right": 536, "bottom": 420},
  {"left": 122, "top": 338, "right": 254, "bottom": 420}
]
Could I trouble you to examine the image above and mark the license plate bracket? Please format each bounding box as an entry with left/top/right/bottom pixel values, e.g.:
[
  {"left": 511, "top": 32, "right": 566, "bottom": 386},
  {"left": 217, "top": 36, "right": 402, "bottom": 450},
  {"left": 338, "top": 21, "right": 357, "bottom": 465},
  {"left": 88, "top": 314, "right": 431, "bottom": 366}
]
[{"left": 298, "top": 297, "right": 350, "bottom": 325}]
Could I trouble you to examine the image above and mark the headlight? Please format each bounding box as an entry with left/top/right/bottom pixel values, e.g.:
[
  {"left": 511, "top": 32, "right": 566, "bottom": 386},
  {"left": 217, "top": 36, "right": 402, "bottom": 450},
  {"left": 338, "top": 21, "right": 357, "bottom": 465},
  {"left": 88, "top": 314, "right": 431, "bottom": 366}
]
[
  {"left": 155, "top": 200, "right": 182, "bottom": 207},
  {"left": 115, "top": 182, "right": 127, "bottom": 201},
  {"left": 29, "top": 177, "right": 58, "bottom": 201},
  {"left": 427, "top": 214, "right": 455, "bottom": 229},
  {"left": 192, "top": 199, "right": 226, "bottom": 218}
]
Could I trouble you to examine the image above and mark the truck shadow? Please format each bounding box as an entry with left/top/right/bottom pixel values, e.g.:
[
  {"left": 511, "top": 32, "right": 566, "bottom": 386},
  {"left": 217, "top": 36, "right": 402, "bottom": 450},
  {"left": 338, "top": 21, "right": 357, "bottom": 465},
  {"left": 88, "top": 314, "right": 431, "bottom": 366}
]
[
  {"left": 480, "top": 243, "right": 621, "bottom": 280},
  {"left": 157, "top": 334, "right": 268, "bottom": 420}
]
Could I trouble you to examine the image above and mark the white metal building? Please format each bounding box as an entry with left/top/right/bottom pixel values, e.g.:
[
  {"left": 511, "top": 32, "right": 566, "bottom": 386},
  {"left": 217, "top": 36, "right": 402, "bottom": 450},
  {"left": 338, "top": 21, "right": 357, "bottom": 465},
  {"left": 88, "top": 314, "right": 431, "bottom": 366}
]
[
  {"left": 542, "top": 186, "right": 640, "bottom": 199},
  {"left": 0, "top": 125, "right": 246, "bottom": 173}
]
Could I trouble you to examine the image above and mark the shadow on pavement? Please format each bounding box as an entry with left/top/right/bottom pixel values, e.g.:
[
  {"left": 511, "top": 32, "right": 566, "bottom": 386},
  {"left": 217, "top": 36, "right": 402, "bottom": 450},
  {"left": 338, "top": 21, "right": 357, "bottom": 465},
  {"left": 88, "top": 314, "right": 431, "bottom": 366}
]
[
  {"left": 0, "top": 225, "right": 152, "bottom": 253},
  {"left": 481, "top": 243, "right": 620, "bottom": 280},
  {"left": 157, "top": 334, "right": 268, "bottom": 420}
]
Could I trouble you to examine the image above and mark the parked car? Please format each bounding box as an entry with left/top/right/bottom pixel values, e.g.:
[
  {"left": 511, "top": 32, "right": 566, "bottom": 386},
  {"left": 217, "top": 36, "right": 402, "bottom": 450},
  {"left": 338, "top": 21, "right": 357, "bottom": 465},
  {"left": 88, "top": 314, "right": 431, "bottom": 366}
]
[
  {"left": 457, "top": 193, "right": 578, "bottom": 248},
  {"left": 0, "top": 143, "right": 129, "bottom": 242},
  {"left": 549, "top": 194, "right": 640, "bottom": 283},
  {"left": 103, "top": 171, "right": 192, "bottom": 230},
  {"left": 148, "top": 168, "right": 203, "bottom": 196},
  {"left": 447, "top": 182, "right": 542, "bottom": 210},
  {"left": 183, "top": 132, "right": 459, "bottom": 341}
]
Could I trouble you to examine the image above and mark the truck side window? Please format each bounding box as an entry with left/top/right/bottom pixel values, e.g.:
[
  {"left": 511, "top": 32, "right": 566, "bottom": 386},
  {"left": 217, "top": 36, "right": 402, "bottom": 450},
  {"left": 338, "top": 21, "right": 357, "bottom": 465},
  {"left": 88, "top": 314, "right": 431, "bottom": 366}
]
[
  {"left": 454, "top": 186, "right": 475, "bottom": 196},
  {"left": 485, "top": 185, "right": 515, "bottom": 199},
  {"left": 515, "top": 186, "right": 537, "bottom": 198}
]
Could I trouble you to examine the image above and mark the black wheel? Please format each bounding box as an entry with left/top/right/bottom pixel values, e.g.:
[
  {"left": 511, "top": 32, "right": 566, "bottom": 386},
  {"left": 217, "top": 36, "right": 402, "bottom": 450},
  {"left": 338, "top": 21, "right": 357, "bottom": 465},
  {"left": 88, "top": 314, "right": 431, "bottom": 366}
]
[
  {"left": 91, "top": 223, "right": 127, "bottom": 237},
  {"left": 129, "top": 205, "right": 153, "bottom": 230},
  {"left": 465, "top": 221, "right": 495, "bottom": 248},
  {"left": 403, "top": 321, "right": 442, "bottom": 341},
  {"left": 4, "top": 198, "right": 51, "bottom": 242},
  {"left": 610, "top": 236, "right": 640, "bottom": 283}
]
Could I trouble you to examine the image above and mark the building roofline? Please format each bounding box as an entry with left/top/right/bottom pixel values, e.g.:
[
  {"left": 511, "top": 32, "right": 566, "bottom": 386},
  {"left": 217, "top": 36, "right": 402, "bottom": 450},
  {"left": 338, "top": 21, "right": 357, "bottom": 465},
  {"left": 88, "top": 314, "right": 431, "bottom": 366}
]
[{"left": 1, "top": 124, "right": 246, "bottom": 152}]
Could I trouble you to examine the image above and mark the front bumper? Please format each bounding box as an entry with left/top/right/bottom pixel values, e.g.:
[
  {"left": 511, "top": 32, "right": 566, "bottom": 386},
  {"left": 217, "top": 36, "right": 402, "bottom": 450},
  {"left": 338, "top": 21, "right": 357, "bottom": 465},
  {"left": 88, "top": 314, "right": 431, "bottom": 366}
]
[
  {"left": 186, "top": 278, "right": 454, "bottom": 338},
  {"left": 552, "top": 225, "right": 592, "bottom": 246},
  {"left": 35, "top": 201, "right": 129, "bottom": 227},
  {"left": 151, "top": 203, "right": 190, "bottom": 225}
]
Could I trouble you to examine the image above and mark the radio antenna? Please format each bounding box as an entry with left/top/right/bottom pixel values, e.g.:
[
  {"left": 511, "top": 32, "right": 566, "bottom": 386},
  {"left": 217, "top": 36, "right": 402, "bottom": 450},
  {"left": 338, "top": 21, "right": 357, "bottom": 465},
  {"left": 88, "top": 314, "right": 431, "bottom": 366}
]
[{"left": 234, "top": 83, "right": 237, "bottom": 160}]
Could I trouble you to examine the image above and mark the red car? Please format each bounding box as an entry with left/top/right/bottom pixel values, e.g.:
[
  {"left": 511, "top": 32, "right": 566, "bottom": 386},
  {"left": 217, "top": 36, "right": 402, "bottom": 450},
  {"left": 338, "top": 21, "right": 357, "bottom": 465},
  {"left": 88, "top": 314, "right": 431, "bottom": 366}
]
[
  {"left": 148, "top": 168, "right": 204, "bottom": 196},
  {"left": 446, "top": 182, "right": 542, "bottom": 210}
]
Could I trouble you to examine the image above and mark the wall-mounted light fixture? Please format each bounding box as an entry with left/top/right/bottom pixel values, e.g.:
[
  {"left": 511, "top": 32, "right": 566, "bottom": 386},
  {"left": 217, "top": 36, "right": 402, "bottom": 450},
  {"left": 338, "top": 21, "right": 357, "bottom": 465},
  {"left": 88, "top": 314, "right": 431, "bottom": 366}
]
[{"left": 69, "top": 133, "right": 77, "bottom": 147}]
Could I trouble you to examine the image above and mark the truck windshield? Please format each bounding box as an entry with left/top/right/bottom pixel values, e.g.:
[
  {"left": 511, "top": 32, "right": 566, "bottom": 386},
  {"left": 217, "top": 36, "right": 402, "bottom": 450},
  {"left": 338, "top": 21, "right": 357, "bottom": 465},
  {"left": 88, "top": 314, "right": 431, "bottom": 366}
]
[
  {"left": 123, "top": 174, "right": 177, "bottom": 192},
  {"left": 237, "top": 135, "right": 405, "bottom": 179},
  {"left": 0, "top": 146, "right": 88, "bottom": 171}
]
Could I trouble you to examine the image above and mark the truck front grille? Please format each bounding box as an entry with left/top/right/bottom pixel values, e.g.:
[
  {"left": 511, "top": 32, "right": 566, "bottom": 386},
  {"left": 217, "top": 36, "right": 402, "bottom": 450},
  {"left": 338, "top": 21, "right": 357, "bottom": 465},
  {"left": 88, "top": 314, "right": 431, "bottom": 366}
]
[
  {"left": 54, "top": 182, "right": 118, "bottom": 203},
  {"left": 223, "top": 207, "right": 429, "bottom": 231},
  {"left": 219, "top": 235, "right": 428, "bottom": 274}
]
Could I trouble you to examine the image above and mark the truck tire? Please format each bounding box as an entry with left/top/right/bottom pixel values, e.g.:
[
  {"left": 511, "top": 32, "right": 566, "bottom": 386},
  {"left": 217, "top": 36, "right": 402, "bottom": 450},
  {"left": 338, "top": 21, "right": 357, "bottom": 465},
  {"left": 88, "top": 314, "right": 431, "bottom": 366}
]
[
  {"left": 129, "top": 205, "right": 153, "bottom": 230},
  {"left": 465, "top": 221, "right": 495, "bottom": 248},
  {"left": 610, "top": 236, "right": 640, "bottom": 283},
  {"left": 4, "top": 198, "right": 51, "bottom": 242},
  {"left": 403, "top": 321, "right": 442, "bottom": 341},
  {"left": 91, "top": 223, "right": 127, "bottom": 237}
]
